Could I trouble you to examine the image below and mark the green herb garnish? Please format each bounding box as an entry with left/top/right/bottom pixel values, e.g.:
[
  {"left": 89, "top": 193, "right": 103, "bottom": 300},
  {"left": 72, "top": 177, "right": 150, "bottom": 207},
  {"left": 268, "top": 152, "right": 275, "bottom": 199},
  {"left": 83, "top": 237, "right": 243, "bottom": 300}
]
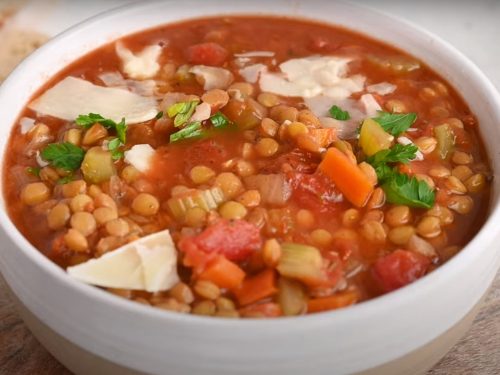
[
  {"left": 26, "top": 166, "right": 41, "bottom": 177},
  {"left": 210, "top": 112, "right": 231, "bottom": 128},
  {"left": 155, "top": 111, "right": 164, "bottom": 120},
  {"left": 57, "top": 174, "right": 74, "bottom": 185},
  {"left": 381, "top": 173, "right": 435, "bottom": 209},
  {"left": 373, "top": 111, "right": 417, "bottom": 136},
  {"left": 366, "top": 143, "right": 434, "bottom": 208},
  {"left": 76, "top": 113, "right": 127, "bottom": 143},
  {"left": 41, "top": 142, "right": 85, "bottom": 171},
  {"left": 107, "top": 137, "right": 124, "bottom": 160},
  {"left": 167, "top": 100, "right": 200, "bottom": 127},
  {"left": 329, "top": 105, "right": 351, "bottom": 121},
  {"left": 367, "top": 144, "right": 418, "bottom": 173},
  {"left": 170, "top": 121, "right": 203, "bottom": 143}
]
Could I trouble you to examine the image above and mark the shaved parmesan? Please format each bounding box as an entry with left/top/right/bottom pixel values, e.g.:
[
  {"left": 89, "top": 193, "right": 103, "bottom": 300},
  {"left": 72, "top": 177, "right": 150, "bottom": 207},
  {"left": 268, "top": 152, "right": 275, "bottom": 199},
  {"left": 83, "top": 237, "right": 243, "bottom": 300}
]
[
  {"left": 234, "top": 51, "right": 275, "bottom": 58},
  {"left": 19, "top": 117, "right": 35, "bottom": 134},
  {"left": 99, "top": 71, "right": 157, "bottom": 97},
  {"left": 360, "top": 94, "right": 382, "bottom": 117},
  {"left": 239, "top": 63, "right": 268, "bottom": 84},
  {"left": 190, "top": 102, "right": 212, "bottom": 122},
  {"left": 190, "top": 65, "right": 234, "bottom": 90},
  {"left": 398, "top": 136, "right": 424, "bottom": 161},
  {"left": 259, "top": 56, "right": 364, "bottom": 99},
  {"left": 67, "top": 230, "right": 179, "bottom": 292},
  {"left": 367, "top": 82, "right": 397, "bottom": 96},
  {"left": 29, "top": 77, "right": 158, "bottom": 124},
  {"left": 115, "top": 42, "right": 162, "bottom": 80},
  {"left": 124, "top": 144, "right": 155, "bottom": 173}
]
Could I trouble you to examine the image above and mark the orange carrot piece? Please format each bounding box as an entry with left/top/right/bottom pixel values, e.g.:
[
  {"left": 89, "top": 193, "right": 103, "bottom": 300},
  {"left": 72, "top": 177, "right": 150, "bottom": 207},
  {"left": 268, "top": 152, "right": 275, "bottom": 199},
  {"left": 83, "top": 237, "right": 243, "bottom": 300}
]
[
  {"left": 235, "top": 269, "right": 278, "bottom": 306},
  {"left": 198, "top": 256, "right": 246, "bottom": 291},
  {"left": 318, "top": 147, "right": 374, "bottom": 207},
  {"left": 307, "top": 291, "right": 359, "bottom": 313},
  {"left": 309, "top": 128, "right": 337, "bottom": 148}
]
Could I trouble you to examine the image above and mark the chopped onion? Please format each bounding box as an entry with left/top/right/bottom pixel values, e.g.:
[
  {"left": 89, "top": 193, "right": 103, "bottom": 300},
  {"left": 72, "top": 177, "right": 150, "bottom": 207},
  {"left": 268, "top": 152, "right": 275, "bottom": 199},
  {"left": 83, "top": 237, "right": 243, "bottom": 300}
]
[
  {"left": 408, "top": 235, "right": 438, "bottom": 259},
  {"left": 35, "top": 150, "right": 49, "bottom": 167},
  {"left": 360, "top": 93, "right": 382, "bottom": 117},
  {"left": 320, "top": 117, "right": 359, "bottom": 140},
  {"left": 244, "top": 174, "right": 291, "bottom": 206},
  {"left": 397, "top": 136, "right": 424, "bottom": 161}
]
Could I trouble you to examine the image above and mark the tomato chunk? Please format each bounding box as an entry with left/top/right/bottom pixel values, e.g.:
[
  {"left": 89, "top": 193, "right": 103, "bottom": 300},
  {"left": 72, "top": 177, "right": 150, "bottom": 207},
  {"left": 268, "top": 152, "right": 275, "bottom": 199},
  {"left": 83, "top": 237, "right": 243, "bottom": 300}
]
[
  {"left": 186, "top": 42, "right": 228, "bottom": 66},
  {"left": 179, "top": 219, "right": 262, "bottom": 262},
  {"left": 291, "top": 172, "right": 343, "bottom": 212},
  {"left": 372, "top": 250, "right": 431, "bottom": 293}
]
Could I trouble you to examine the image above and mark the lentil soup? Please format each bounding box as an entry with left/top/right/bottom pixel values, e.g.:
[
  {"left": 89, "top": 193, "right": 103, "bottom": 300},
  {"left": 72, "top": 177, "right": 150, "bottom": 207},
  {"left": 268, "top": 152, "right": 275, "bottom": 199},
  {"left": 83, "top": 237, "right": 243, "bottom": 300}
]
[{"left": 3, "top": 16, "right": 491, "bottom": 318}]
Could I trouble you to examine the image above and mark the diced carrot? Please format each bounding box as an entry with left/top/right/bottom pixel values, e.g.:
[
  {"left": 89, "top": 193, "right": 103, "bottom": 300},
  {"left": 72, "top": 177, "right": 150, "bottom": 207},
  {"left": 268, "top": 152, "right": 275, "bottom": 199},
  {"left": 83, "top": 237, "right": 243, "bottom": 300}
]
[
  {"left": 239, "top": 302, "right": 282, "bottom": 318},
  {"left": 235, "top": 269, "right": 278, "bottom": 306},
  {"left": 309, "top": 128, "right": 337, "bottom": 148},
  {"left": 198, "top": 256, "right": 246, "bottom": 291},
  {"left": 318, "top": 148, "right": 374, "bottom": 207},
  {"left": 307, "top": 290, "right": 359, "bottom": 313}
]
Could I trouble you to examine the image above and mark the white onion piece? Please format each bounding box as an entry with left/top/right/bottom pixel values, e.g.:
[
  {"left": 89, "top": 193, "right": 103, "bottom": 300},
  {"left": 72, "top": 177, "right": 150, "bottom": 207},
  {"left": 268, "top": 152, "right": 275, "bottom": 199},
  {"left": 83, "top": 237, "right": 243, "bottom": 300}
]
[
  {"left": 244, "top": 174, "right": 291, "bottom": 206},
  {"left": 320, "top": 117, "right": 359, "bottom": 140},
  {"left": 35, "top": 151, "right": 49, "bottom": 167},
  {"left": 408, "top": 235, "right": 438, "bottom": 259}
]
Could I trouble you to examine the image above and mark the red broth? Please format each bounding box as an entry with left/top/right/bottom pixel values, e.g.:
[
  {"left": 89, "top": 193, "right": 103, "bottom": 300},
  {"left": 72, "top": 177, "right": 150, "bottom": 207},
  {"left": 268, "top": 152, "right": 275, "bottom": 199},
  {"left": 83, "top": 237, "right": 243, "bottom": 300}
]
[{"left": 3, "top": 16, "right": 491, "bottom": 317}]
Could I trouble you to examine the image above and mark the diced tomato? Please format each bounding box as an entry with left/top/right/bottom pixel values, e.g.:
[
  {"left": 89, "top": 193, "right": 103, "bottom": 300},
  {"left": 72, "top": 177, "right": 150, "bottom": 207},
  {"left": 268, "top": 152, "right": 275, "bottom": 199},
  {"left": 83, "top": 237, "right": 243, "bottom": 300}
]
[
  {"left": 184, "top": 139, "right": 228, "bottom": 170},
  {"left": 262, "top": 149, "right": 317, "bottom": 174},
  {"left": 371, "top": 250, "right": 431, "bottom": 293},
  {"left": 179, "top": 219, "right": 262, "bottom": 262},
  {"left": 185, "top": 42, "right": 228, "bottom": 66},
  {"left": 291, "top": 172, "right": 343, "bottom": 212}
]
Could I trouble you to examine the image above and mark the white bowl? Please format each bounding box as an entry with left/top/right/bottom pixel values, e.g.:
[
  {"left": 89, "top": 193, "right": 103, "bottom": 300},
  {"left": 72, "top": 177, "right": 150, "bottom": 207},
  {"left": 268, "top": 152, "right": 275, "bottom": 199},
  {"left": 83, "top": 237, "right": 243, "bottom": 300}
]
[{"left": 1, "top": 1, "right": 499, "bottom": 374}]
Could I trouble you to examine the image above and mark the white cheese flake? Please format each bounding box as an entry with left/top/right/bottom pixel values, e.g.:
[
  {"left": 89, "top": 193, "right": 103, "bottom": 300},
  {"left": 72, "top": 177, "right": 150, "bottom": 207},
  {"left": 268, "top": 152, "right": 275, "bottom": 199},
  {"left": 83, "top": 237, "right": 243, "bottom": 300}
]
[
  {"left": 239, "top": 63, "right": 268, "bottom": 84},
  {"left": 367, "top": 82, "right": 397, "bottom": 96},
  {"left": 98, "top": 71, "right": 157, "bottom": 97},
  {"left": 234, "top": 51, "right": 275, "bottom": 58},
  {"left": 360, "top": 94, "right": 382, "bottom": 117},
  {"left": 115, "top": 42, "right": 162, "bottom": 80},
  {"left": 67, "top": 230, "right": 179, "bottom": 293},
  {"left": 190, "top": 65, "right": 234, "bottom": 90},
  {"left": 19, "top": 117, "right": 36, "bottom": 134},
  {"left": 124, "top": 144, "right": 155, "bottom": 173},
  {"left": 28, "top": 77, "right": 158, "bottom": 124},
  {"left": 259, "top": 56, "right": 365, "bottom": 99}
]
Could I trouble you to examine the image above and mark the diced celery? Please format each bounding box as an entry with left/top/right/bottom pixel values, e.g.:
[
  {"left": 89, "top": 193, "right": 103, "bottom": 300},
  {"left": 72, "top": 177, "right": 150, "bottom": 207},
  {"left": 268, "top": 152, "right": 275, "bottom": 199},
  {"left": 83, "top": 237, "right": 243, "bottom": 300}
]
[
  {"left": 359, "top": 118, "right": 394, "bottom": 156},
  {"left": 368, "top": 55, "right": 421, "bottom": 74},
  {"left": 167, "top": 187, "right": 225, "bottom": 220},
  {"left": 277, "top": 243, "right": 325, "bottom": 286},
  {"left": 278, "top": 277, "right": 307, "bottom": 316},
  {"left": 81, "top": 147, "right": 116, "bottom": 184},
  {"left": 434, "top": 123, "right": 456, "bottom": 160}
]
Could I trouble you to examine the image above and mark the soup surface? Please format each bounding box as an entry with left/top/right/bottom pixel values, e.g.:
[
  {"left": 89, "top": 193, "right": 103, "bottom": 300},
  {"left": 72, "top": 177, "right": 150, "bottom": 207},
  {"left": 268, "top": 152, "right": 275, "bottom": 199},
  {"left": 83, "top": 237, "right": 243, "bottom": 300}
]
[{"left": 4, "top": 16, "right": 491, "bottom": 318}]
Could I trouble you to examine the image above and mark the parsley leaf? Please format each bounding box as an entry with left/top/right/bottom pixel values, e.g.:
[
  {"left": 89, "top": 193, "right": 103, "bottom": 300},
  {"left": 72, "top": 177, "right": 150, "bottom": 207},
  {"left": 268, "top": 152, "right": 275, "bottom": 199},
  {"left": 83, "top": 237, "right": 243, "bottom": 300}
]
[
  {"left": 57, "top": 174, "right": 74, "bottom": 185},
  {"left": 75, "top": 113, "right": 117, "bottom": 129},
  {"left": 167, "top": 100, "right": 200, "bottom": 127},
  {"left": 155, "top": 111, "right": 164, "bottom": 120},
  {"left": 373, "top": 111, "right": 417, "bottom": 136},
  {"left": 382, "top": 173, "right": 435, "bottom": 208},
  {"left": 329, "top": 105, "right": 351, "bottom": 121},
  {"left": 41, "top": 143, "right": 85, "bottom": 171},
  {"left": 107, "top": 137, "right": 124, "bottom": 160},
  {"left": 170, "top": 121, "right": 203, "bottom": 143},
  {"left": 210, "top": 112, "right": 231, "bottom": 128},
  {"left": 367, "top": 144, "right": 418, "bottom": 172},
  {"left": 114, "top": 118, "right": 127, "bottom": 144},
  {"left": 26, "top": 166, "right": 41, "bottom": 177}
]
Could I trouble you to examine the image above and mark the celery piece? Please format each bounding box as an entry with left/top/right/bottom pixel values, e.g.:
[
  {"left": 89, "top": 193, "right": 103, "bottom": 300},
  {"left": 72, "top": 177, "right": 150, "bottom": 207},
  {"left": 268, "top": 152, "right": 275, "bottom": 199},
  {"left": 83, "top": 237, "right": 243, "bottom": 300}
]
[
  {"left": 277, "top": 243, "right": 325, "bottom": 285},
  {"left": 359, "top": 118, "right": 394, "bottom": 157},
  {"left": 434, "top": 123, "right": 455, "bottom": 160},
  {"left": 278, "top": 277, "right": 307, "bottom": 316},
  {"left": 167, "top": 187, "right": 225, "bottom": 220}
]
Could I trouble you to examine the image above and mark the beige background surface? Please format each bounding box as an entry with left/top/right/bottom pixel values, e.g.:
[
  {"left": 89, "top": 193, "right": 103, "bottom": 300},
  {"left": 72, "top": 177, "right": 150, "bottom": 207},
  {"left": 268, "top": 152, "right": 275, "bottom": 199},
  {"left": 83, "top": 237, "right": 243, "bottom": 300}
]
[{"left": 0, "top": 0, "right": 499, "bottom": 374}]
